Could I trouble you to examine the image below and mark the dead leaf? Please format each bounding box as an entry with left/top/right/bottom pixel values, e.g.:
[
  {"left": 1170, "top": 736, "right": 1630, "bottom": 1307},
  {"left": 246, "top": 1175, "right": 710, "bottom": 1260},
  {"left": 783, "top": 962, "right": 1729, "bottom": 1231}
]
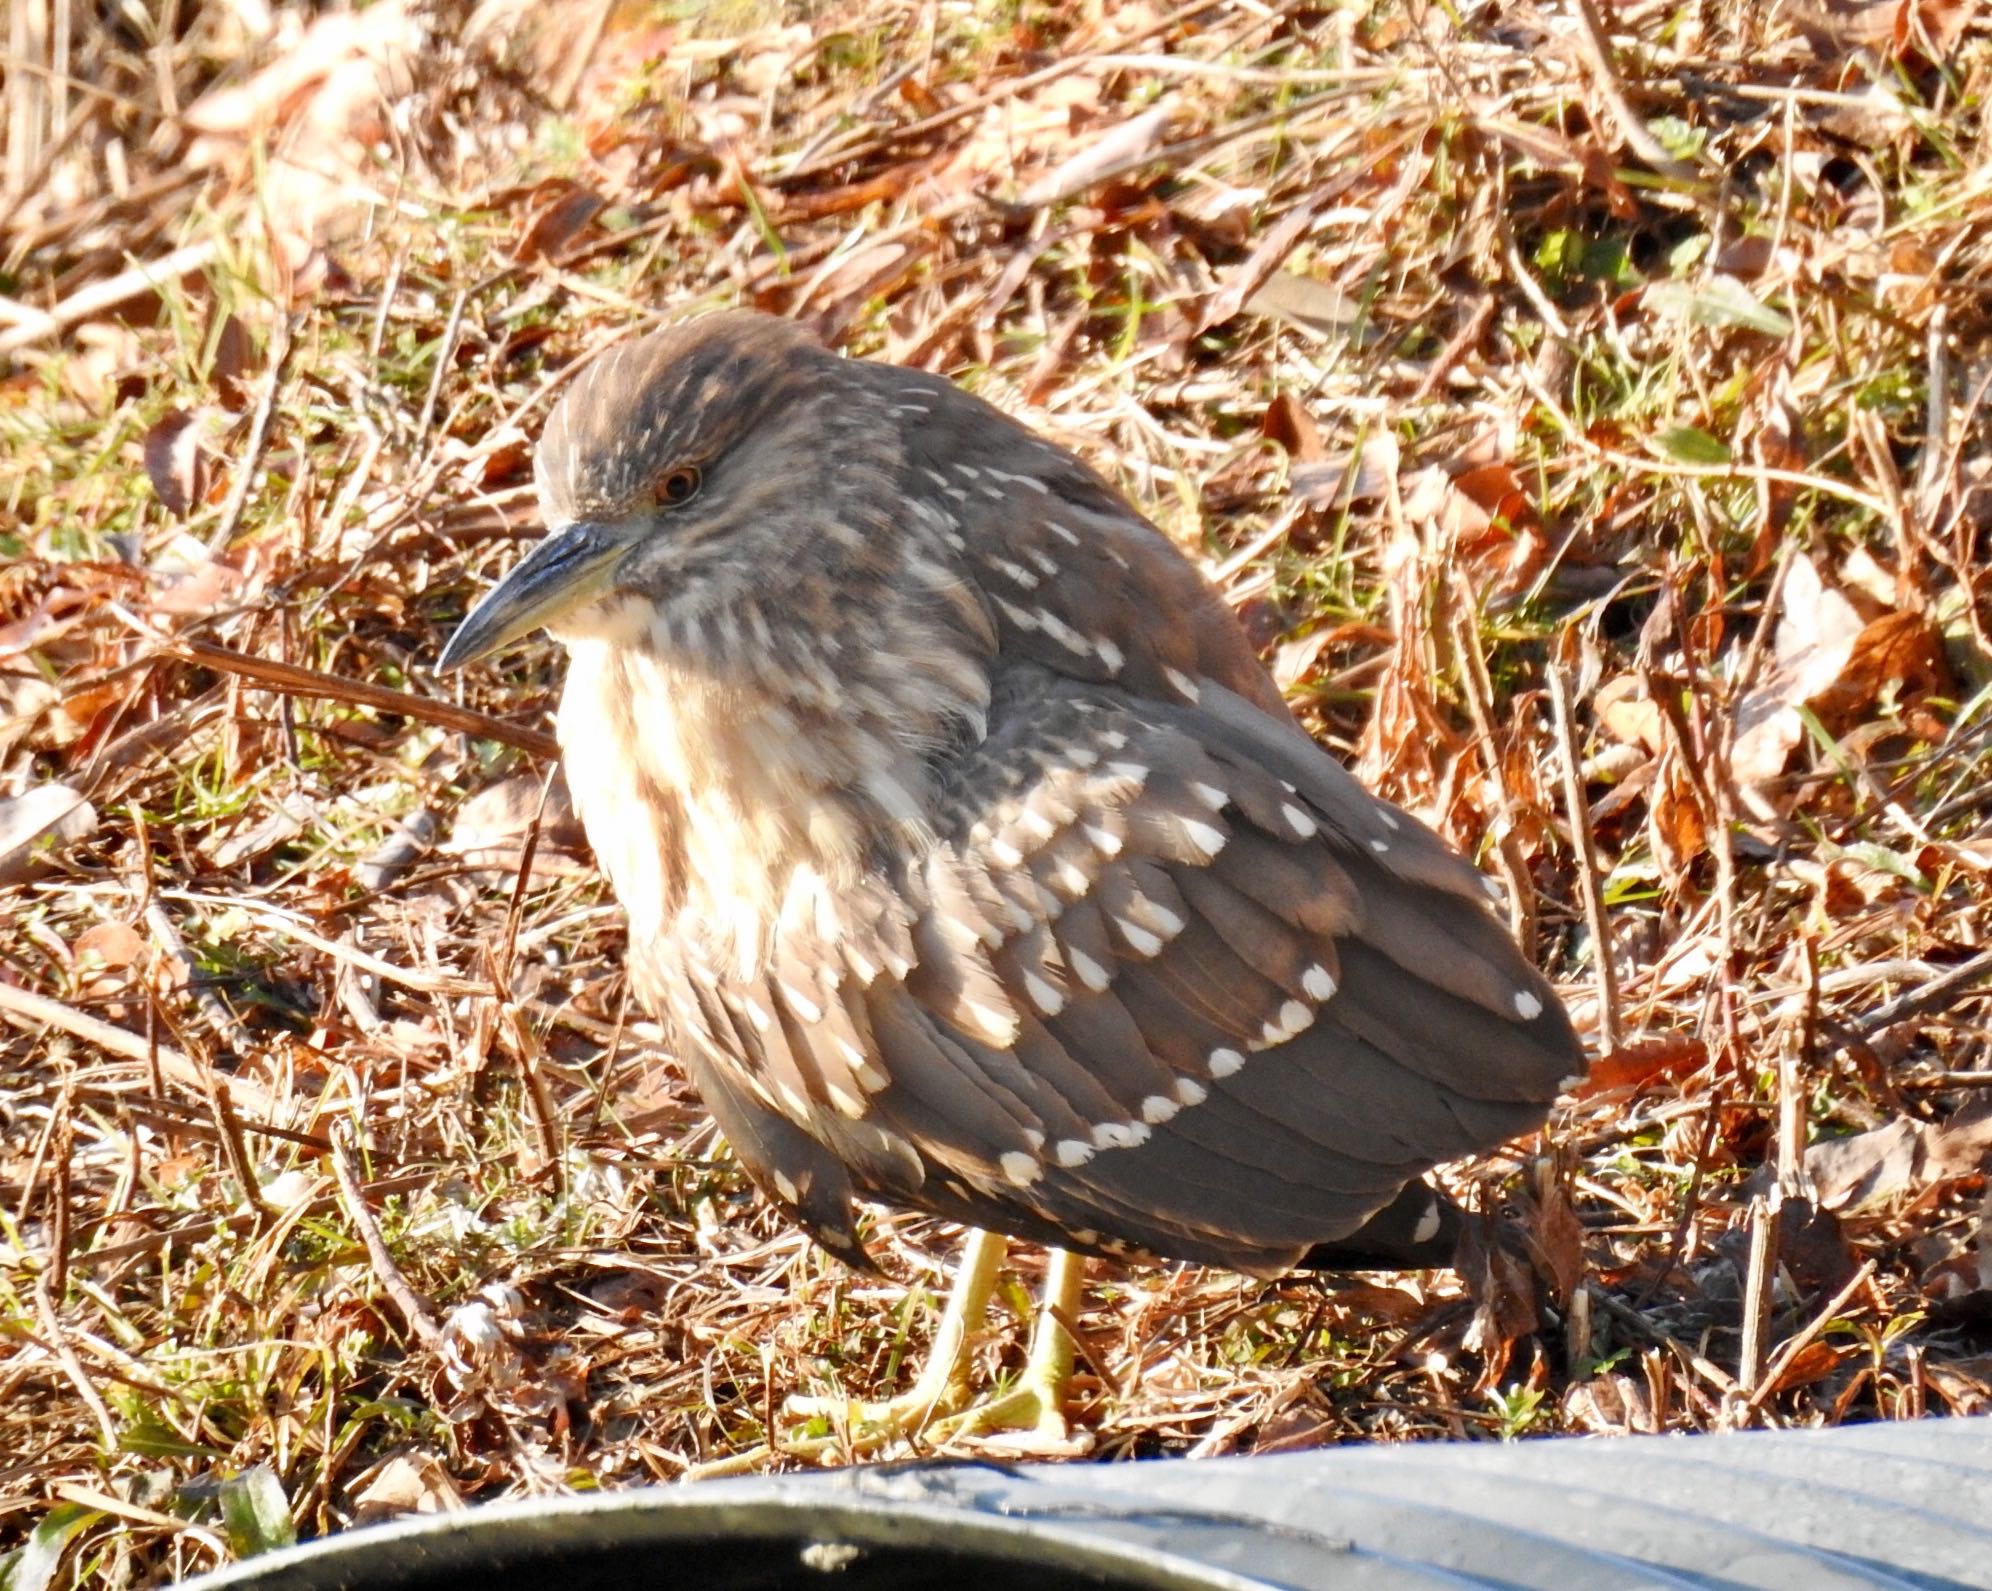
[
  {"left": 1729, "top": 553, "right": 1864, "bottom": 801},
  {"left": 1811, "top": 609, "right": 1952, "bottom": 729},
  {"left": 142, "top": 410, "right": 219, "bottom": 515},
  {"left": 1458, "top": 1217, "right": 1541, "bottom": 1386},
  {"left": 74, "top": 921, "right": 147, "bottom": 969},
  {"left": 350, "top": 1451, "right": 465, "bottom": 1525},
  {"left": 443, "top": 771, "right": 588, "bottom": 879},
  {"left": 1576, "top": 1036, "right": 1709, "bottom": 1097},
  {"left": 1202, "top": 198, "right": 1326, "bottom": 333},
  {"left": 212, "top": 312, "right": 254, "bottom": 409},
  {"left": 1261, "top": 392, "right": 1324, "bottom": 464},
  {"left": 148, "top": 543, "right": 246, "bottom": 615},
  {"left": 183, "top": 1, "right": 423, "bottom": 266},
  {"left": 1292, "top": 434, "right": 1400, "bottom": 511},
  {"left": 1240, "top": 270, "right": 1358, "bottom": 337},
  {"left": 1564, "top": 1372, "right": 1659, "bottom": 1433},
  {"left": 1806, "top": 1099, "right": 1992, "bottom": 1211},
  {"left": 0, "top": 784, "right": 99, "bottom": 883},
  {"left": 1018, "top": 99, "right": 1176, "bottom": 208},
  {"left": 206, "top": 793, "right": 317, "bottom": 870},
  {"left": 517, "top": 182, "right": 606, "bottom": 261},
  {"left": 1594, "top": 675, "right": 1669, "bottom": 755}
]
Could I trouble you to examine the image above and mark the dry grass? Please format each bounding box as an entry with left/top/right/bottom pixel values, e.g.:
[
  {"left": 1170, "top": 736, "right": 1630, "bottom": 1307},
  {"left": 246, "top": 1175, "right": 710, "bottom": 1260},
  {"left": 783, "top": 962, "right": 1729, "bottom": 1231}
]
[{"left": 5, "top": 0, "right": 1992, "bottom": 1582}]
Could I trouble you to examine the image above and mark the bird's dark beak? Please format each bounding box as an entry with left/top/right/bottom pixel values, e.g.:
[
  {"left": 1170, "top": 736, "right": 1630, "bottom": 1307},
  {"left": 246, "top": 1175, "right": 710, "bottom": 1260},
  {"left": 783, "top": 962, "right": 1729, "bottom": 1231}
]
[{"left": 438, "top": 521, "right": 624, "bottom": 671}]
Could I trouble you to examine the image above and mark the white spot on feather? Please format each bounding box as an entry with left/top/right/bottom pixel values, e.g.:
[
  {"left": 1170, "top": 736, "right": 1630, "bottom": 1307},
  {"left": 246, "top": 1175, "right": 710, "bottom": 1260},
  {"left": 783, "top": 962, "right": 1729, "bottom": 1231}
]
[
  {"left": 1083, "top": 824, "right": 1123, "bottom": 857},
  {"left": 772, "top": 1171, "right": 800, "bottom": 1203},
  {"left": 965, "top": 997, "right": 1018, "bottom": 1042},
  {"left": 1091, "top": 1120, "right": 1151, "bottom": 1151},
  {"left": 1181, "top": 818, "right": 1227, "bottom": 859},
  {"left": 1054, "top": 1139, "right": 1095, "bottom": 1168},
  {"left": 1095, "top": 637, "right": 1125, "bottom": 673},
  {"left": 1207, "top": 1048, "right": 1245, "bottom": 1079},
  {"left": 1114, "top": 917, "right": 1163, "bottom": 957},
  {"left": 1106, "top": 761, "right": 1151, "bottom": 785},
  {"left": 1140, "top": 1093, "right": 1179, "bottom": 1125},
  {"left": 1067, "top": 948, "right": 1112, "bottom": 992},
  {"left": 1378, "top": 809, "right": 1401, "bottom": 831},
  {"left": 1000, "top": 1151, "right": 1041, "bottom": 1186},
  {"left": 1411, "top": 1200, "right": 1444, "bottom": 1244},
  {"left": 828, "top": 1083, "right": 867, "bottom": 1117},
  {"left": 1302, "top": 963, "right": 1337, "bottom": 1001},
  {"left": 780, "top": 981, "right": 823, "bottom": 1023},
  {"left": 1023, "top": 970, "right": 1065, "bottom": 1016},
  {"left": 1017, "top": 807, "right": 1058, "bottom": 842},
  {"left": 1190, "top": 781, "right": 1228, "bottom": 811},
  {"left": 1282, "top": 803, "right": 1317, "bottom": 838},
  {"left": 1041, "top": 611, "right": 1092, "bottom": 655},
  {"left": 1369, "top": 838, "right": 1390, "bottom": 853},
  {"left": 1051, "top": 856, "right": 1091, "bottom": 896},
  {"left": 1174, "top": 1076, "right": 1209, "bottom": 1106},
  {"left": 1513, "top": 990, "right": 1544, "bottom": 1020}
]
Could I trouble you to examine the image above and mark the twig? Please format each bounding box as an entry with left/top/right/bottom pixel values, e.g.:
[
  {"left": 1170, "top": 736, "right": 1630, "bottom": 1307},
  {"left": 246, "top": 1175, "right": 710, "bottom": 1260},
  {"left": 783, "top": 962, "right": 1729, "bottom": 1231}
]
[
  {"left": 1547, "top": 659, "right": 1623, "bottom": 1050},
  {"left": 1733, "top": 1189, "right": 1781, "bottom": 1410},
  {"left": 163, "top": 637, "right": 559, "bottom": 758},
  {"left": 0, "top": 979, "right": 277, "bottom": 1117},
  {"left": 1743, "top": 1260, "right": 1878, "bottom": 1415},
  {"left": 330, "top": 1125, "right": 443, "bottom": 1348},
  {"left": 34, "top": 1272, "right": 118, "bottom": 1452},
  {"left": 1567, "top": 0, "right": 1701, "bottom": 182},
  {"left": 67, "top": 1172, "right": 433, "bottom": 1270},
  {"left": 1447, "top": 572, "right": 1535, "bottom": 946},
  {"left": 53, "top": 1483, "right": 227, "bottom": 1555},
  {"left": 0, "top": 238, "right": 221, "bottom": 354},
  {"left": 155, "top": 888, "right": 489, "bottom": 998},
  {"left": 204, "top": 1071, "right": 274, "bottom": 1223},
  {"left": 1854, "top": 947, "right": 1992, "bottom": 1036},
  {"left": 208, "top": 311, "right": 295, "bottom": 550},
  {"left": 144, "top": 898, "right": 255, "bottom": 1054}
]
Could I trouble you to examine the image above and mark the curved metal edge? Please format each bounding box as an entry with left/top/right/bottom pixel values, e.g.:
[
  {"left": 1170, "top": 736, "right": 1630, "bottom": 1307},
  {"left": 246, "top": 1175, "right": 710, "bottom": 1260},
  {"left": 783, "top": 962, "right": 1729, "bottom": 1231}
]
[{"left": 177, "top": 1479, "right": 1286, "bottom": 1591}]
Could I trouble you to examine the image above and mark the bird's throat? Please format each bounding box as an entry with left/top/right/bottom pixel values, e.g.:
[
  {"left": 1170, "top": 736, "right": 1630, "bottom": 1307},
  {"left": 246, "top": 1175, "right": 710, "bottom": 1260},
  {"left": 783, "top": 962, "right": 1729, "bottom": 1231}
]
[{"left": 554, "top": 626, "right": 960, "bottom": 979}]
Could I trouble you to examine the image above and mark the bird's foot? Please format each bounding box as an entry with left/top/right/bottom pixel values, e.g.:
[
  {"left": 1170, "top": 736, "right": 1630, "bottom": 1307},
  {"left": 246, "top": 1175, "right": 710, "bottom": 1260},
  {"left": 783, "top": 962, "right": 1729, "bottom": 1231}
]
[
  {"left": 926, "top": 1364, "right": 1085, "bottom": 1454},
  {"left": 931, "top": 1246, "right": 1090, "bottom": 1455},
  {"left": 784, "top": 1374, "right": 971, "bottom": 1450}
]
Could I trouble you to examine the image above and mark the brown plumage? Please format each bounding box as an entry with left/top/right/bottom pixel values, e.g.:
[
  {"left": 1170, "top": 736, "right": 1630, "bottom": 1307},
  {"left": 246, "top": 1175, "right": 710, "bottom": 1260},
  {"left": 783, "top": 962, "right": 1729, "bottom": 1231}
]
[{"left": 442, "top": 310, "right": 1585, "bottom": 1283}]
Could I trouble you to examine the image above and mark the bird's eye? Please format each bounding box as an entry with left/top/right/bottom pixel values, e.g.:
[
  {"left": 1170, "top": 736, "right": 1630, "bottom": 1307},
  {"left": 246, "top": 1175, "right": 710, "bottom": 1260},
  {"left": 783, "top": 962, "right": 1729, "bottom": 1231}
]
[{"left": 656, "top": 465, "right": 701, "bottom": 506}]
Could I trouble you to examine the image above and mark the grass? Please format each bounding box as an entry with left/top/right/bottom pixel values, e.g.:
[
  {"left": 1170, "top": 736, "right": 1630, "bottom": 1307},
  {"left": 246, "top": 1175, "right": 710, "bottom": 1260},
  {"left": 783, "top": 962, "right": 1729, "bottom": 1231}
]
[{"left": 4, "top": 0, "right": 1992, "bottom": 1583}]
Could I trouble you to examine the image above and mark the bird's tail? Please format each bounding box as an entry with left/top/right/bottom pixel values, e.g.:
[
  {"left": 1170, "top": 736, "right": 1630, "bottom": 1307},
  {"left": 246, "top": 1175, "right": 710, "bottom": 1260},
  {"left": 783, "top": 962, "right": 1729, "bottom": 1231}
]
[{"left": 1298, "top": 1180, "right": 1462, "bottom": 1271}]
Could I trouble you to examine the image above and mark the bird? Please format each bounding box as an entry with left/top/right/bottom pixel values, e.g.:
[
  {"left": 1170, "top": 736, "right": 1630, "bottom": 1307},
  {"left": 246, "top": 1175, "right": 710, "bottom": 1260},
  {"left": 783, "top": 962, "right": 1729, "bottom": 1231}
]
[{"left": 439, "top": 310, "right": 1585, "bottom": 1451}]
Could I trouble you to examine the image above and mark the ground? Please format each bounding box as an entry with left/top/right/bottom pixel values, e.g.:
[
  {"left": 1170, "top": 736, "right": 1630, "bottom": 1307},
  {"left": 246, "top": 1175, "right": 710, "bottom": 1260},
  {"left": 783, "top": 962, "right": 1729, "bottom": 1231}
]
[{"left": 3, "top": 0, "right": 1992, "bottom": 1584}]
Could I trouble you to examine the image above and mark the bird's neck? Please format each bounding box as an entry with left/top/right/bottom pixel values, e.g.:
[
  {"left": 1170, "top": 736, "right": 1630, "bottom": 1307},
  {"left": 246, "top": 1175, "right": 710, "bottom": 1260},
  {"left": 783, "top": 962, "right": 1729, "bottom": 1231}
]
[{"left": 555, "top": 592, "right": 988, "bottom": 974}]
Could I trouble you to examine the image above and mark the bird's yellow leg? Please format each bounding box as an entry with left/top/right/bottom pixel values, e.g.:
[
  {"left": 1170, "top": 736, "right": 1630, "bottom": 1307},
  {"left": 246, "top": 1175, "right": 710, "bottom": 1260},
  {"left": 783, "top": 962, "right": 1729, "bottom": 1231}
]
[
  {"left": 785, "top": 1226, "right": 1008, "bottom": 1443},
  {"left": 928, "top": 1245, "right": 1084, "bottom": 1446}
]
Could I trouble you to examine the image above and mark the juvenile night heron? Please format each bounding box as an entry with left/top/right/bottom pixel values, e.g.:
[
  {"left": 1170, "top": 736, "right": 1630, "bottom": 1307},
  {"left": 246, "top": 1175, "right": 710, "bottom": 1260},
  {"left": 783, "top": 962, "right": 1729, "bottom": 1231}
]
[{"left": 440, "top": 311, "right": 1584, "bottom": 1447}]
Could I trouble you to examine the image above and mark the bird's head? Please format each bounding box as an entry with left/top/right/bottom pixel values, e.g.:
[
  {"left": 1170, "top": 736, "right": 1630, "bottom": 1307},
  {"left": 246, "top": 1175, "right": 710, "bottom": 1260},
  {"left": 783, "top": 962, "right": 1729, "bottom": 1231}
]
[{"left": 439, "top": 313, "right": 895, "bottom": 674}]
